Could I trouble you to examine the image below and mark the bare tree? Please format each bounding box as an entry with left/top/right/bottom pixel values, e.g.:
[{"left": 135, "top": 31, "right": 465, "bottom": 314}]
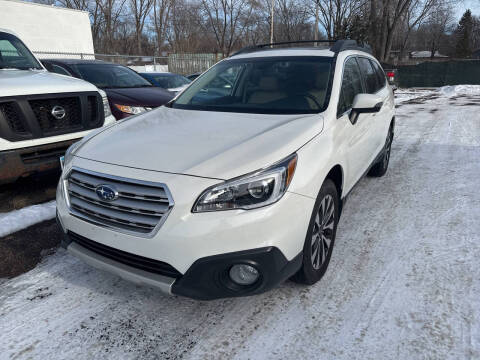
[
  {"left": 313, "top": 0, "right": 366, "bottom": 40},
  {"left": 168, "top": 0, "right": 216, "bottom": 52},
  {"left": 130, "top": 0, "right": 154, "bottom": 53},
  {"left": 396, "top": 0, "right": 445, "bottom": 60},
  {"left": 152, "top": 0, "right": 175, "bottom": 52},
  {"left": 274, "top": 0, "right": 312, "bottom": 41},
  {"left": 200, "top": 0, "right": 255, "bottom": 56},
  {"left": 95, "top": 0, "right": 128, "bottom": 53}
]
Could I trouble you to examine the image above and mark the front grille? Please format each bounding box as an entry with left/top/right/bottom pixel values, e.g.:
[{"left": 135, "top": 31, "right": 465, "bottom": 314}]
[
  {"left": 67, "top": 168, "right": 174, "bottom": 235},
  {"left": 86, "top": 96, "right": 101, "bottom": 127},
  {"left": 0, "top": 92, "right": 104, "bottom": 142},
  {"left": 69, "top": 231, "right": 181, "bottom": 278},
  {"left": 0, "top": 102, "right": 28, "bottom": 135},
  {"left": 30, "top": 97, "right": 82, "bottom": 134}
]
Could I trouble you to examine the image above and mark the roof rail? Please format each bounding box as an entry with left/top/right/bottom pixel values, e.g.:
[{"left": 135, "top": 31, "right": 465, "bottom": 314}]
[
  {"left": 330, "top": 40, "right": 372, "bottom": 54},
  {"left": 231, "top": 39, "right": 372, "bottom": 57}
]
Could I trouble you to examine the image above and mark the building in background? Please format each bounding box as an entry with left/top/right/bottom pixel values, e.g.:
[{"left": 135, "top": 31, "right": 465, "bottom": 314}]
[{"left": 0, "top": 0, "right": 93, "bottom": 58}]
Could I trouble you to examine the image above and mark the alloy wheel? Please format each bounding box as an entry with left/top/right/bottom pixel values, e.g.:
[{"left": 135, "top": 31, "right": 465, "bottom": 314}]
[
  {"left": 310, "top": 194, "right": 335, "bottom": 270},
  {"left": 383, "top": 130, "right": 393, "bottom": 167}
]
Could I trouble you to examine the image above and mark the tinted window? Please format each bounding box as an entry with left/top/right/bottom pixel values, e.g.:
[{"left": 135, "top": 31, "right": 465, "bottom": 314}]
[
  {"left": 172, "top": 57, "right": 333, "bottom": 114},
  {"left": 0, "top": 32, "right": 42, "bottom": 70},
  {"left": 337, "top": 57, "right": 363, "bottom": 116},
  {"left": 357, "top": 57, "right": 380, "bottom": 93},
  {"left": 143, "top": 74, "right": 191, "bottom": 89},
  {"left": 71, "top": 64, "right": 153, "bottom": 88},
  {"left": 370, "top": 60, "right": 386, "bottom": 89}
]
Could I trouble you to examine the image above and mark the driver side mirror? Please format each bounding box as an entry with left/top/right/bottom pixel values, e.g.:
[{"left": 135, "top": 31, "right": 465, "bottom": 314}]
[{"left": 349, "top": 94, "right": 383, "bottom": 124}]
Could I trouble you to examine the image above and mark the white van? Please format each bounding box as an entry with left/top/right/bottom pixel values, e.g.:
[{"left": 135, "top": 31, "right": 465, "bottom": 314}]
[{"left": 0, "top": 29, "right": 115, "bottom": 184}]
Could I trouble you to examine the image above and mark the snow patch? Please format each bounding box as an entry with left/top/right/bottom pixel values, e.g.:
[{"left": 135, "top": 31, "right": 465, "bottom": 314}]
[
  {"left": 394, "top": 88, "right": 436, "bottom": 104},
  {"left": 439, "top": 85, "right": 480, "bottom": 96},
  {"left": 0, "top": 201, "right": 56, "bottom": 238}
]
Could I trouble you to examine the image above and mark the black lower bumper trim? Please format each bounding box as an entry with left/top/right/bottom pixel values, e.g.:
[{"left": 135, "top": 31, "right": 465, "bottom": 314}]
[
  {"left": 0, "top": 139, "right": 79, "bottom": 184},
  {"left": 172, "top": 247, "right": 302, "bottom": 300}
]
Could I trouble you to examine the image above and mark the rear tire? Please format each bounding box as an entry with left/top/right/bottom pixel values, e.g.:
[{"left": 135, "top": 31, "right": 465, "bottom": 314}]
[
  {"left": 368, "top": 126, "right": 393, "bottom": 177},
  {"left": 292, "top": 179, "right": 339, "bottom": 285}
]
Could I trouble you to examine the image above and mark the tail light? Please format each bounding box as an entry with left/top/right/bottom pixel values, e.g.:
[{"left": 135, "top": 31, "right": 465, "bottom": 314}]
[{"left": 386, "top": 71, "right": 395, "bottom": 83}]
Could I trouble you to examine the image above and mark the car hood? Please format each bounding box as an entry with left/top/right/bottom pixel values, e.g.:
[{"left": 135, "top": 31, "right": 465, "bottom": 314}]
[
  {"left": 74, "top": 106, "right": 324, "bottom": 180},
  {"left": 105, "top": 87, "right": 174, "bottom": 107},
  {"left": 0, "top": 69, "right": 98, "bottom": 96}
]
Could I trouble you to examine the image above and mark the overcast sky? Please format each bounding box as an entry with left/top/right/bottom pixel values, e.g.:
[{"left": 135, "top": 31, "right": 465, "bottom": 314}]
[{"left": 454, "top": 0, "right": 479, "bottom": 19}]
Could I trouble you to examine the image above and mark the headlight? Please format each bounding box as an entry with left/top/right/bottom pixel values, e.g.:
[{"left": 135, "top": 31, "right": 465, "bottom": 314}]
[
  {"left": 114, "top": 104, "right": 148, "bottom": 115},
  {"left": 99, "top": 90, "right": 112, "bottom": 118},
  {"left": 193, "top": 153, "right": 297, "bottom": 212}
]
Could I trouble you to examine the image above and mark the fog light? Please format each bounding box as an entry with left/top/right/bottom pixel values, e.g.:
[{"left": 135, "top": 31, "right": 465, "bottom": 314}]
[{"left": 229, "top": 264, "right": 259, "bottom": 286}]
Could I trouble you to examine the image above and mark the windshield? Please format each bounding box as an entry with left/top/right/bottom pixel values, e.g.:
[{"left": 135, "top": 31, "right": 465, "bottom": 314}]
[
  {"left": 0, "top": 32, "right": 43, "bottom": 70},
  {"left": 172, "top": 56, "right": 333, "bottom": 114},
  {"left": 144, "top": 73, "right": 191, "bottom": 88},
  {"left": 71, "top": 63, "right": 153, "bottom": 88}
]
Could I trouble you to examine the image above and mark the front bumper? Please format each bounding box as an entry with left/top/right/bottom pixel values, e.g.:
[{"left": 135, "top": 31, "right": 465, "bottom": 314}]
[
  {"left": 56, "top": 157, "right": 313, "bottom": 299},
  {"left": 57, "top": 224, "right": 302, "bottom": 300},
  {"left": 0, "top": 139, "right": 79, "bottom": 184}
]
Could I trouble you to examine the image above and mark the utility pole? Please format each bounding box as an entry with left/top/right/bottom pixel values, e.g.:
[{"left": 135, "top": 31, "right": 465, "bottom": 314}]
[
  {"left": 270, "top": 0, "right": 274, "bottom": 45},
  {"left": 314, "top": 0, "right": 319, "bottom": 45}
]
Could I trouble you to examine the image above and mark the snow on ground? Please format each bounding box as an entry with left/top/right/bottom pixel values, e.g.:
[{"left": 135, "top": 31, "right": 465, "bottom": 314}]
[
  {"left": 440, "top": 85, "right": 480, "bottom": 96},
  {"left": 1, "top": 88, "right": 480, "bottom": 360},
  {"left": 0, "top": 201, "right": 56, "bottom": 238},
  {"left": 394, "top": 87, "right": 436, "bottom": 104}
]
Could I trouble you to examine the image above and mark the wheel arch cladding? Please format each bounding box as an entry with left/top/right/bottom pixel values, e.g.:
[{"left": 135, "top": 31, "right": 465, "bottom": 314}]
[{"left": 326, "top": 165, "right": 343, "bottom": 199}]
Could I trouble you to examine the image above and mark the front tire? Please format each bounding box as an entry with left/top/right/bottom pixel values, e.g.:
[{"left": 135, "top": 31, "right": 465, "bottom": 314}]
[
  {"left": 292, "top": 179, "right": 339, "bottom": 285},
  {"left": 368, "top": 126, "right": 394, "bottom": 177}
]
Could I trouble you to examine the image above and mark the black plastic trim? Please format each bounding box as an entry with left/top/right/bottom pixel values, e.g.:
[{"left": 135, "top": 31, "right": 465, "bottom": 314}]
[
  {"left": 232, "top": 39, "right": 372, "bottom": 57},
  {"left": 172, "top": 247, "right": 303, "bottom": 300},
  {"left": 66, "top": 231, "right": 182, "bottom": 278}
]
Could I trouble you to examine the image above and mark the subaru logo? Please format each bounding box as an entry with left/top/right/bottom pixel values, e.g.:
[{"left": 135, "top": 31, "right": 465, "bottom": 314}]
[
  {"left": 51, "top": 105, "right": 66, "bottom": 120},
  {"left": 95, "top": 184, "right": 118, "bottom": 202}
]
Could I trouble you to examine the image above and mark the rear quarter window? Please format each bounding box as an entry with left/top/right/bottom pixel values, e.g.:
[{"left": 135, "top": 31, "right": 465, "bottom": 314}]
[{"left": 370, "top": 60, "right": 386, "bottom": 89}]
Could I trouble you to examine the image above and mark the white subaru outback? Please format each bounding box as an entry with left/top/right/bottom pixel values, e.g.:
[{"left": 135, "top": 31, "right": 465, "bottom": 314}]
[{"left": 56, "top": 40, "right": 395, "bottom": 300}]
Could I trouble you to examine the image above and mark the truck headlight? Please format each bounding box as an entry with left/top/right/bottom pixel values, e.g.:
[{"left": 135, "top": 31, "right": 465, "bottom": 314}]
[
  {"left": 193, "top": 154, "right": 297, "bottom": 212},
  {"left": 99, "top": 90, "right": 112, "bottom": 118}
]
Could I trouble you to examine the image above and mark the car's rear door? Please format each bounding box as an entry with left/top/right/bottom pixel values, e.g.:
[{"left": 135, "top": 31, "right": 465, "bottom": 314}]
[{"left": 357, "top": 57, "right": 390, "bottom": 157}]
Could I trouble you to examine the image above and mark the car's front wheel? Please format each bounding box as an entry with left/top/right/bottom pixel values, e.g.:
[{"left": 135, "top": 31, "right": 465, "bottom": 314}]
[
  {"left": 292, "top": 179, "right": 339, "bottom": 285},
  {"left": 369, "top": 125, "right": 394, "bottom": 177}
]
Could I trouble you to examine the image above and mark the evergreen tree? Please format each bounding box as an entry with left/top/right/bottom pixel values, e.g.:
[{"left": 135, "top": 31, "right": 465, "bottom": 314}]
[{"left": 455, "top": 9, "right": 473, "bottom": 58}]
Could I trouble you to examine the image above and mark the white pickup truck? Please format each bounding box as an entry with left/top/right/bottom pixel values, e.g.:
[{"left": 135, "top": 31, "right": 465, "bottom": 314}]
[{"left": 0, "top": 28, "right": 116, "bottom": 184}]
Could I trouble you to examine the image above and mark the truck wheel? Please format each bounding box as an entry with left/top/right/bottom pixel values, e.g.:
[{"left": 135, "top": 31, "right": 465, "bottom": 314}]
[
  {"left": 292, "top": 179, "right": 339, "bottom": 285},
  {"left": 369, "top": 126, "right": 393, "bottom": 177}
]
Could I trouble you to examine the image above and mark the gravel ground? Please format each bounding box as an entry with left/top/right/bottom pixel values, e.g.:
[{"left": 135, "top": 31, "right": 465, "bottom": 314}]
[{"left": 0, "top": 87, "right": 479, "bottom": 360}]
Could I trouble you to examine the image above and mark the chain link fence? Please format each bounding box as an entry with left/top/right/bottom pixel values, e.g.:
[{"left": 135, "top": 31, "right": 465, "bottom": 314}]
[{"left": 33, "top": 51, "right": 220, "bottom": 75}]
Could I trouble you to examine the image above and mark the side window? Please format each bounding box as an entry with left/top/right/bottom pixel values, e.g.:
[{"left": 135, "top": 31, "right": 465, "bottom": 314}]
[
  {"left": 51, "top": 64, "right": 72, "bottom": 76},
  {"left": 357, "top": 57, "right": 380, "bottom": 93},
  {"left": 370, "top": 60, "right": 386, "bottom": 89},
  {"left": 337, "top": 57, "right": 363, "bottom": 116}
]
